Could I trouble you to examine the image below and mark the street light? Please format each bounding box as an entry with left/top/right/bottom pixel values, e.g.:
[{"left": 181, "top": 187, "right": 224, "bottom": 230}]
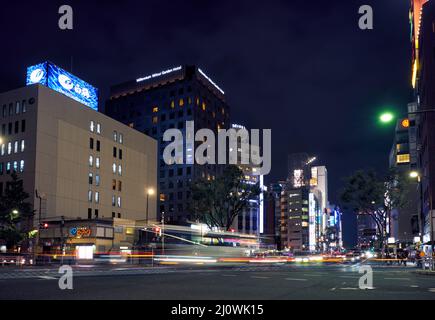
[
  {"left": 379, "top": 112, "right": 395, "bottom": 124},
  {"left": 410, "top": 171, "right": 420, "bottom": 179},
  {"left": 145, "top": 188, "right": 154, "bottom": 225}
]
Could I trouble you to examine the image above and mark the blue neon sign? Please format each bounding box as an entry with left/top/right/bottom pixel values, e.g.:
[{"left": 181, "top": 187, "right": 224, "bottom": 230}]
[{"left": 26, "top": 61, "right": 99, "bottom": 111}]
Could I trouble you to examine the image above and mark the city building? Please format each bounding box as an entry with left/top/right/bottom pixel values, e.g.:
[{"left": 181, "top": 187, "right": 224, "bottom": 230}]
[
  {"left": 409, "top": 0, "right": 435, "bottom": 245},
  {"left": 356, "top": 213, "right": 377, "bottom": 249},
  {"left": 324, "top": 205, "right": 343, "bottom": 252},
  {"left": 0, "top": 61, "right": 157, "bottom": 255},
  {"left": 105, "top": 65, "right": 230, "bottom": 225},
  {"left": 280, "top": 154, "right": 331, "bottom": 252},
  {"left": 388, "top": 118, "right": 419, "bottom": 245}
]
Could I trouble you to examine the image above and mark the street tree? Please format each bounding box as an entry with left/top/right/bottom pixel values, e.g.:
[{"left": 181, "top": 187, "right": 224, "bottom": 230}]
[
  {"left": 340, "top": 168, "right": 408, "bottom": 254},
  {"left": 0, "top": 172, "right": 35, "bottom": 250},
  {"left": 189, "top": 165, "right": 261, "bottom": 231}
]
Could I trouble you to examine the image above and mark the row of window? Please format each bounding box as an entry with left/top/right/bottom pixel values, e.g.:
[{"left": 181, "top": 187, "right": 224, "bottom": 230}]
[
  {"left": 1, "top": 140, "right": 25, "bottom": 156},
  {"left": 86, "top": 209, "right": 122, "bottom": 219},
  {"left": 88, "top": 192, "right": 122, "bottom": 207},
  {"left": 0, "top": 160, "right": 25, "bottom": 175},
  {"left": 1, "top": 120, "right": 26, "bottom": 136},
  {"left": 2, "top": 100, "right": 27, "bottom": 118},
  {"left": 89, "top": 121, "right": 125, "bottom": 145}
]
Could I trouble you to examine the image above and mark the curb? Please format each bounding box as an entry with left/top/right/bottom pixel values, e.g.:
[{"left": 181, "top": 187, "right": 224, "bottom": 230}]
[{"left": 415, "top": 270, "right": 435, "bottom": 276}]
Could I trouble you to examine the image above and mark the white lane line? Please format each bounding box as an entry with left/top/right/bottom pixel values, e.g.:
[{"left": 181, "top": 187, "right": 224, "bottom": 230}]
[
  {"left": 285, "top": 278, "right": 308, "bottom": 281},
  {"left": 339, "top": 288, "right": 358, "bottom": 290},
  {"left": 384, "top": 278, "right": 411, "bottom": 281},
  {"left": 251, "top": 276, "right": 270, "bottom": 279},
  {"left": 410, "top": 285, "right": 419, "bottom": 288},
  {"left": 330, "top": 287, "right": 337, "bottom": 291},
  {"left": 428, "top": 288, "right": 435, "bottom": 293},
  {"left": 38, "top": 276, "right": 57, "bottom": 280}
]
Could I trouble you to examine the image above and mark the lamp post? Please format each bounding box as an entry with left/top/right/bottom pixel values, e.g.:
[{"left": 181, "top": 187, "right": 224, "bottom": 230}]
[{"left": 145, "top": 188, "right": 155, "bottom": 226}]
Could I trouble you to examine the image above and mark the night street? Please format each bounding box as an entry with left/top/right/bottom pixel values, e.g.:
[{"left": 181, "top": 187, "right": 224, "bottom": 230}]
[{"left": 1, "top": 263, "right": 435, "bottom": 300}]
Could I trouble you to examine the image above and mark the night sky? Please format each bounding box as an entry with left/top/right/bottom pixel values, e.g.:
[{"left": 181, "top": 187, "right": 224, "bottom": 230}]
[{"left": 0, "top": 1, "right": 412, "bottom": 246}]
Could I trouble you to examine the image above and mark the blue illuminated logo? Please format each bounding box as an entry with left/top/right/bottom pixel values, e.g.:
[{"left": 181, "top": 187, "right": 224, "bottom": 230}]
[
  {"left": 26, "top": 63, "right": 48, "bottom": 86},
  {"left": 26, "top": 61, "right": 99, "bottom": 111}
]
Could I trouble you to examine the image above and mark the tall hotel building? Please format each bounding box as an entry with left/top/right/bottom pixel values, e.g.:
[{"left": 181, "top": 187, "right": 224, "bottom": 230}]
[
  {"left": 0, "top": 62, "right": 157, "bottom": 254},
  {"left": 105, "top": 66, "right": 230, "bottom": 225}
]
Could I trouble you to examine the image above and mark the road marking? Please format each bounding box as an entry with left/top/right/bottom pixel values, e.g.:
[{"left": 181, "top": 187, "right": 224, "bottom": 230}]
[
  {"left": 410, "top": 285, "right": 419, "bottom": 288},
  {"left": 38, "top": 276, "right": 57, "bottom": 280},
  {"left": 222, "top": 274, "right": 237, "bottom": 277},
  {"left": 428, "top": 288, "right": 435, "bottom": 293},
  {"left": 384, "top": 278, "right": 411, "bottom": 281},
  {"left": 285, "top": 278, "right": 308, "bottom": 281},
  {"left": 251, "top": 276, "right": 270, "bottom": 279},
  {"left": 339, "top": 288, "right": 358, "bottom": 290},
  {"left": 330, "top": 287, "right": 337, "bottom": 291}
]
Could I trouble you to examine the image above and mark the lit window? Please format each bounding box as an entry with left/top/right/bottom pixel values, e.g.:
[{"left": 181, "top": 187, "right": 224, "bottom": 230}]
[
  {"left": 113, "top": 131, "right": 118, "bottom": 142},
  {"left": 89, "top": 155, "right": 94, "bottom": 167},
  {"left": 7, "top": 142, "right": 11, "bottom": 155},
  {"left": 97, "top": 123, "right": 101, "bottom": 134},
  {"left": 152, "top": 106, "right": 159, "bottom": 113},
  {"left": 95, "top": 192, "right": 100, "bottom": 204},
  {"left": 171, "top": 101, "right": 175, "bottom": 109},
  {"left": 202, "top": 102, "right": 206, "bottom": 111},
  {"left": 117, "top": 197, "right": 122, "bottom": 208},
  {"left": 1, "top": 144, "right": 5, "bottom": 156},
  {"left": 95, "top": 175, "right": 100, "bottom": 186},
  {"left": 179, "top": 99, "right": 184, "bottom": 107},
  {"left": 22, "top": 101, "right": 26, "bottom": 113},
  {"left": 88, "top": 190, "right": 93, "bottom": 202},
  {"left": 90, "top": 121, "right": 95, "bottom": 132},
  {"left": 152, "top": 116, "right": 158, "bottom": 124},
  {"left": 397, "top": 154, "right": 410, "bottom": 164},
  {"left": 119, "top": 134, "right": 123, "bottom": 144},
  {"left": 13, "top": 161, "right": 18, "bottom": 172},
  {"left": 89, "top": 173, "right": 93, "bottom": 185},
  {"left": 14, "top": 141, "right": 18, "bottom": 154},
  {"left": 15, "top": 102, "right": 20, "bottom": 114},
  {"left": 21, "top": 140, "right": 25, "bottom": 152},
  {"left": 118, "top": 165, "right": 122, "bottom": 176},
  {"left": 112, "top": 195, "right": 116, "bottom": 207},
  {"left": 6, "top": 162, "right": 10, "bottom": 173},
  {"left": 96, "top": 157, "right": 100, "bottom": 169},
  {"left": 112, "top": 163, "right": 117, "bottom": 174},
  {"left": 196, "top": 98, "right": 200, "bottom": 106},
  {"left": 19, "top": 160, "right": 24, "bottom": 173}
]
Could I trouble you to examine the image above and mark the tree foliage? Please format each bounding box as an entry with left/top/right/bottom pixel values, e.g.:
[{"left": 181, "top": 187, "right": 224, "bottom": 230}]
[
  {"left": 340, "top": 168, "right": 409, "bottom": 250},
  {"left": 0, "top": 172, "right": 34, "bottom": 249},
  {"left": 189, "top": 166, "right": 261, "bottom": 231}
]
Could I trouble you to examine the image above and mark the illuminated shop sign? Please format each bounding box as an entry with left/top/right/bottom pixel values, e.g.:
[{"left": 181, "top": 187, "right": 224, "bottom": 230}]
[
  {"left": 26, "top": 61, "right": 99, "bottom": 110},
  {"left": 136, "top": 66, "right": 183, "bottom": 83},
  {"left": 69, "top": 227, "right": 92, "bottom": 238}
]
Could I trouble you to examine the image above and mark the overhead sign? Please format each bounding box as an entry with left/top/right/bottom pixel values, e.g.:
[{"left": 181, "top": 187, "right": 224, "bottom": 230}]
[{"left": 26, "top": 61, "right": 99, "bottom": 111}]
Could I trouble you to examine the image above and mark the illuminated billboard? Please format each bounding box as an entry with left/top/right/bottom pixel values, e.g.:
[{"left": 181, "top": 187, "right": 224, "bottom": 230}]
[{"left": 26, "top": 61, "right": 99, "bottom": 110}]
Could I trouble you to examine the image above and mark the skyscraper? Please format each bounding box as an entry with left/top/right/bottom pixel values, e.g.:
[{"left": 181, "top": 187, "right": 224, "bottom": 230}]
[{"left": 105, "top": 65, "right": 230, "bottom": 225}]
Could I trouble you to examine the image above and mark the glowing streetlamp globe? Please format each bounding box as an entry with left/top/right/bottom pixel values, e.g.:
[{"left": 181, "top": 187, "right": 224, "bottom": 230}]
[{"left": 380, "top": 112, "right": 394, "bottom": 124}]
